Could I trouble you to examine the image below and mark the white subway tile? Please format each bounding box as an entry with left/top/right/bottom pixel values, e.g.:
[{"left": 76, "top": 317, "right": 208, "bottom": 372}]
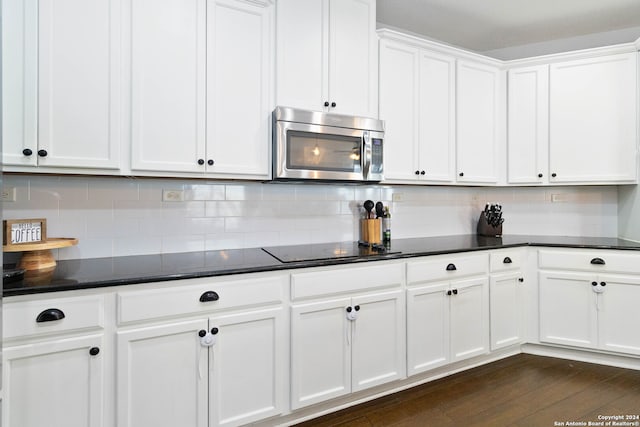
[
  {"left": 114, "top": 236, "right": 162, "bottom": 256},
  {"left": 185, "top": 184, "right": 226, "bottom": 201},
  {"left": 226, "top": 184, "right": 262, "bottom": 201},
  {"left": 162, "top": 235, "right": 206, "bottom": 253}
]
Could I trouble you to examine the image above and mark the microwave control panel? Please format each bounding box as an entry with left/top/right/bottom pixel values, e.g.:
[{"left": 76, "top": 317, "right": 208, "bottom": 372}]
[
  {"left": 372, "top": 138, "right": 383, "bottom": 162},
  {"left": 372, "top": 138, "right": 383, "bottom": 173}
]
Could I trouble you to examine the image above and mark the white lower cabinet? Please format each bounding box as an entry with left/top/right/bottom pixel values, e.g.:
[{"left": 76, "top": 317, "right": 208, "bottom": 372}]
[
  {"left": 290, "top": 289, "right": 405, "bottom": 410},
  {"left": 407, "top": 277, "right": 489, "bottom": 376},
  {"left": 117, "top": 319, "right": 209, "bottom": 427},
  {"left": 117, "top": 308, "right": 285, "bottom": 427},
  {"left": 538, "top": 248, "right": 640, "bottom": 356},
  {"left": 209, "top": 308, "right": 285, "bottom": 427},
  {"left": 489, "top": 250, "right": 526, "bottom": 350},
  {"left": 539, "top": 271, "right": 640, "bottom": 355},
  {"left": 406, "top": 253, "right": 490, "bottom": 377},
  {"left": 449, "top": 278, "right": 490, "bottom": 361},
  {"left": 489, "top": 272, "right": 525, "bottom": 350},
  {"left": 406, "top": 283, "right": 449, "bottom": 374},
  {"left": 116, "top": 274, "right": 287, "bottom": 427},
  {"left": 2, "top": 294, "right": 107, "bottom": 427},
  {"left": 3, "top": 334, "right": 105, "bottom": 427}
]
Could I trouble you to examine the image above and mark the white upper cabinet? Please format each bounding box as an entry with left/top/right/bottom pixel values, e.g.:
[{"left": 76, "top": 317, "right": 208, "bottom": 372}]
[
  {"left": 379, "top": 36, "right": 455, "bottom": 183},
  {"left": 129, "top": 0, "right": 206, "bottom": 174},
  {"left": 206, "top": 0, "right": 272, "bottom": 177},
  {"left": 130, "top": 0, "right": 273, "bottom": 179},
  {"left": 2, "top": 0, "right": 37, "bottom": 166},
  {"left": 2, "top": 0, "right": 121, "bottom": 170},
  {"left": 276, "top": 0, "right": 377, "bottom": 117},
  {"left": 456, "top": 60, "right": 503, "bottom": 184},
  {"left": 548, "top": 52, "right": 638, "bottom": 184},
  {"left": 379, "top": 40, "right": 419, "bottom": 182},
  {"left": 507, "top": 65, "right": 549, "bottom": 184}
]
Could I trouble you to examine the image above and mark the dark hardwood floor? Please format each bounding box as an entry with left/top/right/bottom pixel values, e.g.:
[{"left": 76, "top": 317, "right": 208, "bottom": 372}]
[{"left": 295, "top": 354, "right": 640, "bottom": 426}]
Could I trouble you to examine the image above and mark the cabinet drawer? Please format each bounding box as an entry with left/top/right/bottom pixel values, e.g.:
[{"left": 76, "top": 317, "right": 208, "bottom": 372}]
[
  {"left": 490, "top": 250, "right": 523, "bottom": 272},
  {"left": 407, "top": 253, "right": 488, "bottom": 285},
  {"left": 291, "top": 263, "right": 403, "bottom": 300},
  {"left": 4, "top": 295, "right": 105, "bottom": 340},
  {"left": 538, "top": 249, "right": 640, "bottom": 275},
  {"left": 118, "top": 275, "right": 286, "bottom": 325}
]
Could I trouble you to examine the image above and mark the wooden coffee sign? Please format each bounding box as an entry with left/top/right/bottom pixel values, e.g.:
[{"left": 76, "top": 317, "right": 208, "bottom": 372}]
[{"left": 3, "top": 218, "right": 47, "bottom": 248}]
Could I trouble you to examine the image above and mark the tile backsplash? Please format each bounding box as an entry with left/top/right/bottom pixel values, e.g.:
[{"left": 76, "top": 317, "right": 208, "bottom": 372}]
[{"left": 2, "top": 174, "right": 618, "bottom": 260}]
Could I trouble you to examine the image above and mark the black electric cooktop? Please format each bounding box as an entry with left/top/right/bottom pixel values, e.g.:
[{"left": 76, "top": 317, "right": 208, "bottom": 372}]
[{"left": 262, "top": 241, "right": 400, "bottom": 263}]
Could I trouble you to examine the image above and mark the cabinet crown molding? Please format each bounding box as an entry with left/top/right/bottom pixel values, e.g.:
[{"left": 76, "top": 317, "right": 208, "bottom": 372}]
[{"left": 378, "top": 27, "right": 639, "bottom": 71}]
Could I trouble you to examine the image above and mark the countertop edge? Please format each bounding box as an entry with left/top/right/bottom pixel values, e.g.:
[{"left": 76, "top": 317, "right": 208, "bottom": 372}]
[{"left": 6, "top": 237, "right": 640, "bottom": 297}]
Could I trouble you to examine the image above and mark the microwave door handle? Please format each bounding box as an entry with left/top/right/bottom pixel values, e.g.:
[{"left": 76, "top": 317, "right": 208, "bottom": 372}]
[{"left": 362, "top": 131, "right": 372, "bottom": 179}]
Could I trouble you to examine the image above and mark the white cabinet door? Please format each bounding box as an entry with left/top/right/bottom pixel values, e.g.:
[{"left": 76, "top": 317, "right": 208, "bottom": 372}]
[
  {"left": 597, "top": 275, "right": 640, "bottom": 356},
  {"left": 406, "top": 283, "right": 450, "bottom": 375},
  {"left": 490, "top": 272, "right": 525, "bottom": 350},
  {"left": 205, "top": 0, "right": 272, "bottom": 178},
  {"left": 116, "top": 319, "right": 209, "bottom": 427},
  {"left": 456, "top": 60, "right": 501, "bottom": 184},
  {"left": 38, "top": 0, "right": 121, "bottom": 169},
  {"left": 418, "top": 50, "right": 456, "bottom": 183},
  {"left": 549, "top": 52, "right": 637, "bottom": 183},
  {"left": 539, "top": 271, "right": 598, "bottom": 349},
  {"left": 379, "top": 42, "right": 455, "bottom": 184},
  {"left": 507, "top": 65, "right": 549, "bottom": 184},
  {"left": 379, "top": 40, "right": 419, "bottom": 181},
  {"left": 290, "top": 297, "right": 351, "bottom": 410},
  {"left": 328, "top": 0, "right": 377, "bottom": 117},
  {"left": 209, "top": 307, "right": 285, "bottom": 427},
  {"left": 1, "top": 0, "right": 37, "bottom": 166},
  {"left": 450, "top": 277, "right": 490, "bottom": 362},
  {"left": 3, "top": 0, "right": 121, "bottom": 169},
  {"left": 275, "top": 0, "right": 326, "bottom": 113},
  {"left": 130, "top": 0, "right": 206, "bottom": 173},
  {"left": 276, "top": 0, "right": 377, "bottom": 117},
  {"left": 3, "top": 334, "right": 104, "bottom": 427},
  {"left": 351, "top": 290, "right": 405, "bottom": 392}
]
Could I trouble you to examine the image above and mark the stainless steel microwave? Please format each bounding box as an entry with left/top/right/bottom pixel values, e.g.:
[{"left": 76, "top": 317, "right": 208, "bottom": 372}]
[{"left": 272, "top": 106, "right": 384, "bottom": 182}]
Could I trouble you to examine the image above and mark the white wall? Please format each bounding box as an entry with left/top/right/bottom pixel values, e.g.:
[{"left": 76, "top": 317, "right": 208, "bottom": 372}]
[{"left": 2, "top": 174, "right": 619, "bottom": 260}]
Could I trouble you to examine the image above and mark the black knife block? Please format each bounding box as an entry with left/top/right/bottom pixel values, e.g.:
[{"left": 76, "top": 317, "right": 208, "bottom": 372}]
[{"left": 477, "top": 213, "right": 502, "bottom": 237}]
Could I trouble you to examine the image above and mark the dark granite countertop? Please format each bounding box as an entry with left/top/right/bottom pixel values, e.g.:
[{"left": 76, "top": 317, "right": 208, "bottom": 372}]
[{"left": 4, "top": 235, "right": 640, "bottom": 296}]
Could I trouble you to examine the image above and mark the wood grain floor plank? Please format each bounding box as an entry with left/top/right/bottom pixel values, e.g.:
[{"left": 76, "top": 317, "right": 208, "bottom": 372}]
[{"left": 295, "top": 354, "right": 640, "bottom": 427}]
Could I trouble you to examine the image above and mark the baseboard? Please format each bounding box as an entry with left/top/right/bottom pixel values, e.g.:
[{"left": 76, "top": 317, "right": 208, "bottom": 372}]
[{"left": 522, "top": 343, "right": 640, "bottom": 371}]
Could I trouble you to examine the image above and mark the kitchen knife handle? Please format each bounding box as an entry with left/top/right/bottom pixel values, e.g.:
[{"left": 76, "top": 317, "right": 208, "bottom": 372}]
[
  {"left": 200, "top": 291, "right": 220, "bottom": 302},
  {"left": 503, "top": 257, "right": 512, "bottom": 264},
  {"left": 36, "top": 308, "right": 66, "bottom": 323},
  {"left": 590, "top": 257, "right": 605, "bottom": 265},
  {"left": 446, "top": 263, "right": 457, "bottom": 271}
]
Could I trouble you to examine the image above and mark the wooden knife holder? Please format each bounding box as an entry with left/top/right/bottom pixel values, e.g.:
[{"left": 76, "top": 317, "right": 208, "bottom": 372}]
[
  {"left": 360, "top": 218, "right": 381, "bottom": 245},
  {"left": 477, "top": 213, "right": 502, "bottom": 237}
]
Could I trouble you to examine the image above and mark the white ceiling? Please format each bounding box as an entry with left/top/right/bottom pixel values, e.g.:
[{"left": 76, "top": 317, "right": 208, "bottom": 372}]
[{"left": 377, "top": 0, "right": 640, "bottom": 56}]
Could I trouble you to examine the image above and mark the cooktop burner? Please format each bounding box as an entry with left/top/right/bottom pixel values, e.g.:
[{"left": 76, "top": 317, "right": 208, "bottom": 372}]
[{"left": 261, "top": 241, "right": 400, "bottom": 263}]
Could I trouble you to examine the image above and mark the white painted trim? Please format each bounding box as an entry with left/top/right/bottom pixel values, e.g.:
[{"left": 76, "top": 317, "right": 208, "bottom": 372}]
[
  {"left": 377, "top": 28, "right": 504, "bottom": 68},
  {"left": 378, "top": 27, "right": 639, "bottom": 71},
  {"left": 522, "top": 343, "right": 640, "bottom": 371}
]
